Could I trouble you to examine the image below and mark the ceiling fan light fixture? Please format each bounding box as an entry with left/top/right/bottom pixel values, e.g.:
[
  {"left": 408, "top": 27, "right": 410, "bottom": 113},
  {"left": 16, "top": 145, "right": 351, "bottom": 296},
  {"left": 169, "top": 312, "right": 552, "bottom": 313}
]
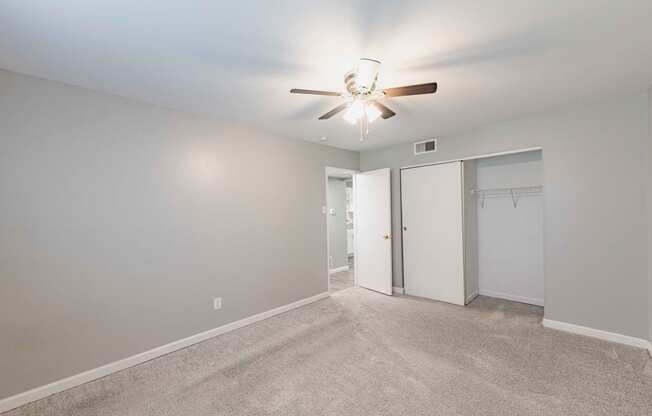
[
  {"left": 342, "top": 99, "right": 382, "bottom": 124},
  {"left": 366, "top": 102, "right": 382, "bottom": 123},
  {"left": 342, "top": 100, "right": 364, "bottom": 124},
  {"left": 342, "top": 110, "right": 357, "bottom": 125}
]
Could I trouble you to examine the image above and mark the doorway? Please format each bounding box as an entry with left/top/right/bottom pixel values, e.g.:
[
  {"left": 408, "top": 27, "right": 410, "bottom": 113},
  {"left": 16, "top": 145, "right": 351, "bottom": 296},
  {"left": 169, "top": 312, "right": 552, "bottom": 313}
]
[
  {"left": 326, "top": 167, "right": 356, "bottom": 293},
  {"left": 325, "top": 167, "right": 393, "bottom": 296}
]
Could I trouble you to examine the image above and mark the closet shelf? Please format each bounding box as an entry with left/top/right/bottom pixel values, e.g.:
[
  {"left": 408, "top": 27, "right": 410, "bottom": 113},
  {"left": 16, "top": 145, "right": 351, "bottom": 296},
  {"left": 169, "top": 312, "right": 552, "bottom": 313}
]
[{"left": 470, "top": 185, "right": 542, "bottom": 208}]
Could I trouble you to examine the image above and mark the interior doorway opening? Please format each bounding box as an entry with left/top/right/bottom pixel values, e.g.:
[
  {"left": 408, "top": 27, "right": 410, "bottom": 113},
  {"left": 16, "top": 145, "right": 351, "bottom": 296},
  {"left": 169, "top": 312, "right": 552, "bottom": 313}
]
[{"left": 325, "top": 167, "right": 357, "bottom": 293}]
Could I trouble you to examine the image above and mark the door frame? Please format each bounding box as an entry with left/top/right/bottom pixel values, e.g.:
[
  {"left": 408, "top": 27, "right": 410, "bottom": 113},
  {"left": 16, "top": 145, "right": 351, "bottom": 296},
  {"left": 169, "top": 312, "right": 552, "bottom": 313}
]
[
  {"left": 325, "top": 167, "right": 358, "bottom": 293},
  {"left": 399, "top": 147, "right": 542, "bottom": 170}
]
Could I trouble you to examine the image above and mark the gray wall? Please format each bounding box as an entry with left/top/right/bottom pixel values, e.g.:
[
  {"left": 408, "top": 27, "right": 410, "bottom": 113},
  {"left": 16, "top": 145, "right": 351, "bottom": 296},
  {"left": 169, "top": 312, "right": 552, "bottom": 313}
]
[
  {"left": 327, "top": 178, "right": 348, "bottom": 269},
  {"left": 0, "top": 69, "right": 359, "bottom": 399},
  {"left": 361, "top": 93, "right": 650, "bottom": 339},
  {"left": 649, "top": 87, "right": 652, "bottom": 343}
]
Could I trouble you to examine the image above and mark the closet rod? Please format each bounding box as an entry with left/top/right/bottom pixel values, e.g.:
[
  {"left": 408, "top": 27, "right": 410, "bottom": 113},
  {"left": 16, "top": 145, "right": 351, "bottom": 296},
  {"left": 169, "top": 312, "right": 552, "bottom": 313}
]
[{"left": 470, "top": 185, "right": 542, "bottom": 208}]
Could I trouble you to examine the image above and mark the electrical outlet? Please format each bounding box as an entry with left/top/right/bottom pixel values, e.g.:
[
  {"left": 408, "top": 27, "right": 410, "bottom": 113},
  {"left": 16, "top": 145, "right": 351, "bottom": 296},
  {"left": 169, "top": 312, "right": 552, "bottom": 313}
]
[{"left": 213, "top": 297, "right": 222, "bottom": 310}]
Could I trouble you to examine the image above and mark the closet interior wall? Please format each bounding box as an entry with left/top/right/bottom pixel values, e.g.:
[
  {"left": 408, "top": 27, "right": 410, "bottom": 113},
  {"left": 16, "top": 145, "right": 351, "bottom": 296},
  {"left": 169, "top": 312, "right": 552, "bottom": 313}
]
[
  {"left": 463, "top": 160, "right": 479, "bottom": 303},
  {"left": 466, "top": 151, "right": 544, "bottom": 306}
]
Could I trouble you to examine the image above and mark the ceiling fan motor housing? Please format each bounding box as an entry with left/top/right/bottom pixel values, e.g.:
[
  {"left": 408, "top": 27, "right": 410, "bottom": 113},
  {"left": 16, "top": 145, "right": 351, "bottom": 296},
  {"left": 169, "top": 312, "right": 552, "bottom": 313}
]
[{"left": 344, "top": 58, "right": 381, "bottom": 96}]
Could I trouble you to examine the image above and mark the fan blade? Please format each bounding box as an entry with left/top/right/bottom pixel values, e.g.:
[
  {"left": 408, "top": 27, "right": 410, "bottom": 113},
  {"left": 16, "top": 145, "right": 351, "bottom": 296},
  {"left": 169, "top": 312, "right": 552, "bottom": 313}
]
[
  {"left": 372, "top": 102, "right": 396, "bottom": 119},
  {"left": 290, "top": 89, "right": 342, "bottom": 96},
  {"left": 318, "top": 103, "right": 349, "bottom": 120},
  {"left": 383, "top": 82, "right": 437, "bottom": 97}
]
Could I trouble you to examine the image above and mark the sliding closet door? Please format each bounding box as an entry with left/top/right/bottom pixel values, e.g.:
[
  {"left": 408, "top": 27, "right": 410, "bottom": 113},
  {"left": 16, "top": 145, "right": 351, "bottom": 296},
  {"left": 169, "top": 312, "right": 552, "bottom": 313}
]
[{"left": 401, "top": 162, "right": 465, "bottom": 305}]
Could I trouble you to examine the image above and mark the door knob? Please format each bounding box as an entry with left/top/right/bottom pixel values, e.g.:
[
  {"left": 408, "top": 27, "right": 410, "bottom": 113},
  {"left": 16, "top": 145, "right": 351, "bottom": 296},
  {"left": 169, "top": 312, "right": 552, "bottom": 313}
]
[
  {"left": 383, "top": 234, "right": 390, "bottom": 240},
  {"left": 403, "top": 226, "right": 407, "bottom": 231}
]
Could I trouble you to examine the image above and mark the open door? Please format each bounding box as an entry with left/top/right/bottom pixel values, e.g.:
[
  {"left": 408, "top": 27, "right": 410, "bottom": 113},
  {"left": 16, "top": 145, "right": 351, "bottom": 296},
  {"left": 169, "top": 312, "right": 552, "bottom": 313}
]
[{"left": 355, "top": 168, "right": 393, "bottom": 295}]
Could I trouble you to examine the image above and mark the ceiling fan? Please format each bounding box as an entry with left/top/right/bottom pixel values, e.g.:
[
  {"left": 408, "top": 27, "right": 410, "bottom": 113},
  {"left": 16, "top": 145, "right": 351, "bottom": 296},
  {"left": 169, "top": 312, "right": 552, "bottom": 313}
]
[{"left": 290, "top": 58, "right": 437, "bottom": 141}]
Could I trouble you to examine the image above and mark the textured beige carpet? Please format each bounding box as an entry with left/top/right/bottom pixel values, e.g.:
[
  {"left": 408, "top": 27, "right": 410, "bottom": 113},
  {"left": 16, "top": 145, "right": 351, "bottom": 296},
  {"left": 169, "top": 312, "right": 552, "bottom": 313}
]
[
  {"left": 329, "top": 258, "right": 354, "bottom": 293},
  {"left": 5, "top": 288, "right": 652, "bottom": 415}
]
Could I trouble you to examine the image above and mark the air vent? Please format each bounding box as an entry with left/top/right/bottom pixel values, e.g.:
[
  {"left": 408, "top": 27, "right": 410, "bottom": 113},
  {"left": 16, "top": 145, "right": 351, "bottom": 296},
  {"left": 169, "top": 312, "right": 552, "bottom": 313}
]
[{"left": 414, "top": 139, "right": 437, "bottom": 155}]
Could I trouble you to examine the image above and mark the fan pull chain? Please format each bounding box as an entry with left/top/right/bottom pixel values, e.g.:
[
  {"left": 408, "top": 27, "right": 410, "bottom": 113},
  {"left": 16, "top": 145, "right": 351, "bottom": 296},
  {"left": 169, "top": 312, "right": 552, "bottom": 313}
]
[{"left": 359, "top": 110, "right": 369, "bottom": 142}]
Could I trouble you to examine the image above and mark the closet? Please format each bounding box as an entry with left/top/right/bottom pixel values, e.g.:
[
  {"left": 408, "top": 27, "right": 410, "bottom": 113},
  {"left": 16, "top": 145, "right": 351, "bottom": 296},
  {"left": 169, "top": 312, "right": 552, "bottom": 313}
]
[{"left": 400, "top": 150, "right": 544, "bottom": 307}]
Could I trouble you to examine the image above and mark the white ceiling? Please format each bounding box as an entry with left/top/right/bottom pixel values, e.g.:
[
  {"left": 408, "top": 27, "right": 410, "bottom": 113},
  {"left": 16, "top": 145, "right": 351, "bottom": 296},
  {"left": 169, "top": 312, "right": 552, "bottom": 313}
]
[{"left": 2, "top": 0, "right": 652, "bottom": 151}]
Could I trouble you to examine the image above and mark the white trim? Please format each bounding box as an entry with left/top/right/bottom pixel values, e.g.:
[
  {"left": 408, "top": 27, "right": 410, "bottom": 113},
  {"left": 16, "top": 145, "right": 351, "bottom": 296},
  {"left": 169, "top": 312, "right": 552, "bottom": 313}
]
[
  {"left": 465, "top": 291, "right": 479, "bottom": 305},
  {"left": 400, "top": 147, "right": 542, "bottom": 171},
  {"left": 392, "top": 286, "right": 404, "bottom": 294},
  {"left": 479, "top": 289, "right": 544, "bottom": 307},
  {"left": 328, "top": 265, "right": 349, "bottom": 274},
  {"left": 0, "top": 292, "right": 330, "bottom": 413},
  {"left": 542, "top": 318, "right": 651, "bottom": 350},
  {"left": 325, "top": 166, "right": 358, "bottom": 178}
]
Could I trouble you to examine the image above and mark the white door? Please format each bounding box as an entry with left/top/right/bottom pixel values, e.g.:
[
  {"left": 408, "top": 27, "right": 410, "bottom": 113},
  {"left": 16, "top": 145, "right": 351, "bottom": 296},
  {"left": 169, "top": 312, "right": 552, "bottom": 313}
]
[
  {"left": 401, "top": 162, "right": 465, "bottom": 305},
  {"left": 355, "top": 168, "right": 393, "bottom": 295}
]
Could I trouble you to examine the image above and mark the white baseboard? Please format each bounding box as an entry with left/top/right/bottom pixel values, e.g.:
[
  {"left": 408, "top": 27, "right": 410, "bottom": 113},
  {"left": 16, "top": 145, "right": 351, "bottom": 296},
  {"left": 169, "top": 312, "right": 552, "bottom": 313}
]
[
  {"left": 465, "top": 291, "right": 479, "bottom": 305},
  {"left": 0, "top": 292, "right": 330, "bottom": 414},
  {"left": 542, "top": 318, "right": 651, "bottom": 351},
  {"left": 328, "top": 265, "right": 349, "bottom": 274},
  {"left": 392, "top": 286, "right": 404, "bottom": 294},
  {"left": 479, "top": 289, "right": 544, "bottom": 306}
]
